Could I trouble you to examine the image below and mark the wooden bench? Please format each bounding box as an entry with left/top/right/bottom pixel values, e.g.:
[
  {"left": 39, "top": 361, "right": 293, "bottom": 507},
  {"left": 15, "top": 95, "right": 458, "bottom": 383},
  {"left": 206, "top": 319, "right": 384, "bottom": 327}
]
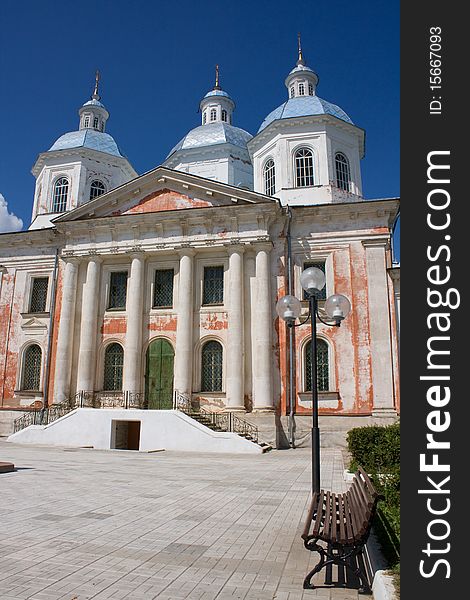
[{"left": 301, "top": 466, "right": 382, "bottom": 594}]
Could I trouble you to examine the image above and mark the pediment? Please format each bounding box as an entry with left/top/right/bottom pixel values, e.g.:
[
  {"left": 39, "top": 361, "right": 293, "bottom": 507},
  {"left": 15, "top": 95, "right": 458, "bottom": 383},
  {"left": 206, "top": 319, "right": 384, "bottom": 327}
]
[
  {"left": 21, "top": 317, "right": 48, "bottom": 331},
  {"left": 53, "top": 166, "right": 273, "bottom": 224}
]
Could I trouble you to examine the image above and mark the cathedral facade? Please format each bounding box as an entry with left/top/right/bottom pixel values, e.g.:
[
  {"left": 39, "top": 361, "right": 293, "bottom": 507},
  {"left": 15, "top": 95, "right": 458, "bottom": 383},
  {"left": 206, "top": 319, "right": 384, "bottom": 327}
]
[{"left": 0, "top": 50, "right": 400, "bottom": 442}]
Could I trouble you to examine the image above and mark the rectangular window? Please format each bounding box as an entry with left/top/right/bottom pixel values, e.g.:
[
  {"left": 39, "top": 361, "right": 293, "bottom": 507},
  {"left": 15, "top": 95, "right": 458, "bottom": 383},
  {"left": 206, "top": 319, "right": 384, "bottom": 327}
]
[
  {"left": 153, "top": 269, "right": 174, "bottom": 308},
  {"left": 302, "top": 262, "right": 326, "bottom": 300},
  {"left": 203, "top": 266, "right": 224, "bottom": 305},
  {"left": 108, "top": 271, "right": 128, "bottom": 309},
  {"left": 29, "top": 277, "right": 49, "bottom": 313}
]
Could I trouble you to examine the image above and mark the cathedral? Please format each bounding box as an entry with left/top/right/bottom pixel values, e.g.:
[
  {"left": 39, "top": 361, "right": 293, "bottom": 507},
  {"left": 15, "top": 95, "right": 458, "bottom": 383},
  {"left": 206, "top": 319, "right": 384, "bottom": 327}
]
[{"left": 0, "top": 45, "right": 400, "bottom": 449}]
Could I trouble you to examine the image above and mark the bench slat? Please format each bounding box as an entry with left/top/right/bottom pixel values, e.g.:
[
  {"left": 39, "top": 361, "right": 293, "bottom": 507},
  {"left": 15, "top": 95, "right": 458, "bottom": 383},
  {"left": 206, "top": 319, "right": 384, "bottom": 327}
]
[{"left": 302, "top": 491, "right": 322, "bottom": 539}]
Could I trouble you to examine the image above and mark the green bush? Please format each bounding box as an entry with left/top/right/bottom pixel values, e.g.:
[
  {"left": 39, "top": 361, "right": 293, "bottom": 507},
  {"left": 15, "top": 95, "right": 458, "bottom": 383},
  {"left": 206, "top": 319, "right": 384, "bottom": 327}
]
[{"left": 347, "top": 422, "right": 400, "bottom": 573}]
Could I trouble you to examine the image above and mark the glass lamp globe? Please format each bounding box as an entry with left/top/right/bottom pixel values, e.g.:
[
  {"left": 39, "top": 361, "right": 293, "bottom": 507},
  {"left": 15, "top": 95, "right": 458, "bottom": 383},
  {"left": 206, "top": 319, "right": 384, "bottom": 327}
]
[
  {"left": 324, "top": 294, "right": 351, "bottom": 322},
  {"left": 300, "top": 267, "right": 326, "bottom": 295},
  {"left": 276, "top": 295, "right": 302, "bottom": 324}
]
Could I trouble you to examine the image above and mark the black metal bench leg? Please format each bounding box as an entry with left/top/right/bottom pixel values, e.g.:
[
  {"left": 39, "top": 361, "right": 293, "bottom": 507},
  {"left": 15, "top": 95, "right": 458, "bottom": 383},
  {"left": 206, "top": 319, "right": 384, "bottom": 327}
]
[
  {"left": 345, "top": 548, "right": 372, "bottom": 595},
  {"left": 303, "top": 546, "right": 326, "bottom": 589}
]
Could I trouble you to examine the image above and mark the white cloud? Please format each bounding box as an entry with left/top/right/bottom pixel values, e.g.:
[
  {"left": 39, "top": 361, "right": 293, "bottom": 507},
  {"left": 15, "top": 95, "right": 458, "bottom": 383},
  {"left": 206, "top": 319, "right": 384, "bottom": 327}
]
[{"left": 0, "top": 193, "right": 23, "bottom": 233}]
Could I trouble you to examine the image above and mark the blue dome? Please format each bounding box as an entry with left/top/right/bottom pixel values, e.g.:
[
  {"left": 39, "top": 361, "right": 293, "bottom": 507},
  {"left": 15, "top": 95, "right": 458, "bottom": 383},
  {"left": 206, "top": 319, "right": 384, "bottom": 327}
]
[
  {"left": 167, "top": 122, "right": 252, "bottom": 158},
  {"left": 82, "top": 98, "right": 106, "bottom": 109},
  {"left": 258, "top": 96, "right": 353, "bottom": 133},
  {"left": 48, "top": 129, "right": 124, "bottom": 157},
  {"left": 203, "top": 89, "right": 231, "bottom": 99}
]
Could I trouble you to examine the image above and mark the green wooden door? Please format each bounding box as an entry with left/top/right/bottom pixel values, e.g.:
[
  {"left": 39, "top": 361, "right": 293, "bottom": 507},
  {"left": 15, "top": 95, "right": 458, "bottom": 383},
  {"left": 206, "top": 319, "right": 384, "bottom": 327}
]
[{"left": 145, "top": 339, "right": 174, "bottom": 409}]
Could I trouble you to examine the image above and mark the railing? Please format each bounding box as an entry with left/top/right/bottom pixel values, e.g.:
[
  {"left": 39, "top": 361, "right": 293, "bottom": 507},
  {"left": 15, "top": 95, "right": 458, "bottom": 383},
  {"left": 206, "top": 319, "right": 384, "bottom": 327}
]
[
  {"left": 174, "top": 390, "right": 259, "bottom": 444},
  {"left": 13, "top": 402, "right": 72, "bottom": 433}
]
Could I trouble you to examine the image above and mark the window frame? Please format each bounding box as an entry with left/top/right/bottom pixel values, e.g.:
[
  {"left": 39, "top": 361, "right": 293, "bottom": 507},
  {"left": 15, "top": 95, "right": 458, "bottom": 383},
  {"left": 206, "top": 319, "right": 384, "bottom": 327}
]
[
  {"left": 202, "top": 265, "right": 224, "bottom": 306},
  {"left": 89, "top": 179, "right": 106, "bottom": 200},
  {"left": 107, "top": 270, "right": 129, "bottom": 311},
  {"left": 335, "top": 152, "right": 351, "bottom": 192},
  {"left": 303, "top": 337, "right": 331, "bottom": 393},
  {"left": 298, "top": 82, "right": 305, "bottom": 96},
  {"left": 51, "top": 176, "right": 69, "bottom": 213},
  {"left": 152, "top": 268, "right": 174, "bottom": 309},
  {"left": 294, "top": 147, "right": 315, "bottom": 187},
  {"left": 20, "top": 343, "right": 42, "bottom": 392},
  {"left": 210, "top": 108, "right": 217, "bottom": 122},
  {"left": 302, "top": 261, "right": 327, "bottom": 301},
  {"left": 28, "top": 276, "right": 49, "bottom": 313},
  {"left": 263, "top": 158, "right": 276, "bottom": 196},
  {"left": 102, "top": 342, "right": 124, "bottom": 391},
  {"left": 200, "top": 339, "right": 224, "bottom": 393}
]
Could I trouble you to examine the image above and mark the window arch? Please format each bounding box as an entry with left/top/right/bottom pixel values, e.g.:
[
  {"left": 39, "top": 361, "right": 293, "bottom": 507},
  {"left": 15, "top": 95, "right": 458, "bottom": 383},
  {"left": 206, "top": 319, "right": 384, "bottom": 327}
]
[
  {"left": 294, "top": 148, "right": 314, "bottom": 187},
  {"left": 21, "top": 344, "right": 42, "bottom": 391},
  {"left": 304, "top": 338, "right": 329, "bottom": 392},
  {"left": 89, "top": 180, "right": 106, "bottom": 200},
  {"left": 263, "top": 159, "right": 276, "bottom": 196},
  {"left": 221, "top": 109, "right": 227, "bottom": 122},
  {"left": 103, "top": 343, "right": 124, "bottom": 391},
  {"left": 335, "top": 152, "right": 351, "bottom": 191},
  {"left": 201, "top": 340, "right": 223, "bottom": 392},
  {"left": 52, "top": 177, "right": 69, "bottom": 212},
  {"left": 210, "top": 108, "right": 217, "bottom": 122}
]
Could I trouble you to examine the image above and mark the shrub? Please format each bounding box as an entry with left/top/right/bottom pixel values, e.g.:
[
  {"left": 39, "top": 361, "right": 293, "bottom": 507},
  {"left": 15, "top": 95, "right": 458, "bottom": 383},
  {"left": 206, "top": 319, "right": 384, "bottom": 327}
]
[{"left": 347, "top": 422, "right": 400, "bottom": 472}]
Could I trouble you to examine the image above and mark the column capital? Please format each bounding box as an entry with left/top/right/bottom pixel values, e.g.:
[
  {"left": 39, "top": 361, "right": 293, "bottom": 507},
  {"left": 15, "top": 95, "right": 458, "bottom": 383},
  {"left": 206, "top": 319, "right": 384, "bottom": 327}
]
[
  {"left": 226, "top": 243, "right": 245, "bottom": 255},
  {"left": 84, "top": 253, "right": 103, "bottom": 264},
  {"left": 128, "top": 251, "right": 147, "bottom": 261},
  {"left": 177, "top": 247, "right": 196, "bottom": 258},
  {"left": 253, "top": 241, "right": 273, "bottom": 254}
]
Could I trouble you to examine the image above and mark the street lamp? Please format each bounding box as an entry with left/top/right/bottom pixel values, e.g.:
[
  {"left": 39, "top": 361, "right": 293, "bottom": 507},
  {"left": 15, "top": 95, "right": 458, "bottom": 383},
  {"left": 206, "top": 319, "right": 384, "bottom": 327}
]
[{"left": 276, "top": 267, "right": 351, "bottom": 495}]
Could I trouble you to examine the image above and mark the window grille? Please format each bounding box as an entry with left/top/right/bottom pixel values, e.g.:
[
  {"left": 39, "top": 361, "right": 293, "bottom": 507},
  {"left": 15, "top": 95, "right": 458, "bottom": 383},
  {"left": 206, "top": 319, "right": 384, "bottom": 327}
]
[
  {"left": 108, "top": 271, "right": 128, "bottom": 309},
  {"left": 308, "top": 82, "right": 314, "bottom": 95},
  {"left": 84, "top": 115, "right": 90, "bottom": 127},
  {"left": 210, "top": 108, "right": 217, "bottom": 122},
  {"left": 21, "top": 345, "right": 42, "bottom": 391},
  {"left": 298, "top": 82, "right": 305, "bottom": 96},
  {"left": 303, "top": 262, "right": 326, "bottom": 300},
  {"left": 153, "top": 269, "right": 174, "bottom": 308},
  {"left": 221, "top": 109, "right": 227, "bottom": 122},
  {"left": 305, "top": 338, "right": 329, "bottom": 392},
  {"left": 201, "top": 341, "right": 223, "bottom": 392},
  {"left": 103, "top": 343, "right": 124, "bottom": 391},
  {"left": 90, "top": 180, "right": 106, "bottom": 200},
  {"left": 264, "top": 159, "right": 276, "bottom": 196},
  {"left": 295, "top": 148, "right": 314, "bottom": 187},
  {"left": 335, "top": 152, "right": 351, "bottom": 191},
  {"left": 203, "top": 111, "right": 207, "bottom": 124},
  {"left": 52, "top": 177, "right": 69, "bottom": 212},
  {"left": 29, "top": 277, "right": 48, "bottom": 313},
  {"left": 203, "top": 266, "right": 224, "bottom": 305},
  {"left": 93, "top": 117, "right": 99, "bottom": 129},
  {"left": 290, "top": 86, "right": 295, "bottom": 98}
]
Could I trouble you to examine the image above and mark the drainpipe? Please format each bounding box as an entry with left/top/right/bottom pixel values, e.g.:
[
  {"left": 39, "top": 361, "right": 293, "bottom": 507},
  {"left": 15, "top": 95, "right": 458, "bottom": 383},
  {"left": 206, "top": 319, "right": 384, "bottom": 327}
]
[
  {"left": 286, "top": 206, "right": 295, "bottom": 448},
  {"left": 42, "top": 248, "right": 59, "bottom": 414}
]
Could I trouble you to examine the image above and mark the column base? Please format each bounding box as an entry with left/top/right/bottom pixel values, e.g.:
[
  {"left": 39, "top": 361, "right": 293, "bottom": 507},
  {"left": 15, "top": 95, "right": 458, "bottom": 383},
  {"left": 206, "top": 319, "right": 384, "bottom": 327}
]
[
  {"left": 252, "top": 406, "right": 275, "bottom": 413},
  {"left": 223, "top": 406, "right": 246, "bottom": 413},
  {"left": 371, "top": 408, "right": 398, "bottom": 419}
]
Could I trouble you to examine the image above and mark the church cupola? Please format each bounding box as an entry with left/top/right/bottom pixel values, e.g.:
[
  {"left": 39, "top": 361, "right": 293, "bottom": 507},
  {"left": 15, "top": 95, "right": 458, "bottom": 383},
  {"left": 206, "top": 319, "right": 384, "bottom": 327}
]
[
  {"left": 199, "top": 65, "right": 235, "bottom": 125},
  {"left": 78, "top": 71, "right": 109, "bottom": 132},
  {"left": 164, "top": 66, "right": 253, "bottom": 189},
  {"left": 285, "top": 35, "right": 319, "bottom": 99}
]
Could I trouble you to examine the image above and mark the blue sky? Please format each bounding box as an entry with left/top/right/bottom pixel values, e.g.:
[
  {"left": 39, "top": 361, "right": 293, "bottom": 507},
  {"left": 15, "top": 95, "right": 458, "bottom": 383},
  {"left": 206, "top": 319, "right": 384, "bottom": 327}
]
[{"left": 0, "top": 0, "right": 399, "bottom": 255}]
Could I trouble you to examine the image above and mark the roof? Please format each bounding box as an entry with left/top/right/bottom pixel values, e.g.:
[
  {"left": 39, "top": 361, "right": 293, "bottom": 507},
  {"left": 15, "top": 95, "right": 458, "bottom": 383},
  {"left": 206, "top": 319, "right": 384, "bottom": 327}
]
[
  {"left": 203, "top": 89, "right": 231, "bottom": 99},
  {"left": 82, "top": 98, "right": 106, "bottom": 109},
  {"left": 167, "top": 122, "right": 252, "bottom": 158},
  {"left": 258, "top": 95, "right": 353, "bottom": 133},
  {"left": 48, "top": 129, "right": 124, "bottom": 157}
]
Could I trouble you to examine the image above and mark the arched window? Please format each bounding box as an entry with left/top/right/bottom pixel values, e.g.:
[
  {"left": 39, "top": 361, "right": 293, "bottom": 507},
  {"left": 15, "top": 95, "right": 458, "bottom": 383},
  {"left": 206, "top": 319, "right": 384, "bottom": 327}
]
[
  {"left": 308, "top": 82, "right": 314, "bottom": 96},
  {"left": 201, "top": 341, "right": 223, "bottom": 392},
  {"left": 21, "top": 344, "right": 42, "bottom": 391},
  {"left": 305, "top": 339, "right": 329, "bottom": 392},
  {"left": 221, "top": 109, "right": 227, "bottom": 122},
  {"left": 103, "top": 343, "right": 124, "bottom": 391},
  {"left": 295, "top": 148, "right": 314, "bottom": 187},
  {"left": 202, "top": 111, "right": 207, "bottom": 124},
  {"left": 210, "top": 108, "right": 217, "bottom": 122},
  {"left": 84, "top": 115, "right": 90, "bottom": 128},
  {"left": 89, "top": 180, "right": 106, "bottom": 200},
  {"left": 290, "top": 86, "right": 295, "bottom": 98},
  {"left": 263, "top": 159, "right": 276, "bottom": 196},
  {"left": 52, "top": 177, "right": 69, "bottom": 212},
  {"left": 298, "top": 82, "right": 305, "bottom": 96},
  {"left": 335, "top": 152, "right": 351, "bottom": 191},
  {"left": 93, "top": 117, "right": 99, "bottom": 129}
]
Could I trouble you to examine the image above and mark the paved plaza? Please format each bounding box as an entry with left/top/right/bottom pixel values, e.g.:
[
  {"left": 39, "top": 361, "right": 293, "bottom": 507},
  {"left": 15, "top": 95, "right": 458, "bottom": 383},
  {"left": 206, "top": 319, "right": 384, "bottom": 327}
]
[{"left": 0, "top": 441, "right": 365, "bottom": 600}]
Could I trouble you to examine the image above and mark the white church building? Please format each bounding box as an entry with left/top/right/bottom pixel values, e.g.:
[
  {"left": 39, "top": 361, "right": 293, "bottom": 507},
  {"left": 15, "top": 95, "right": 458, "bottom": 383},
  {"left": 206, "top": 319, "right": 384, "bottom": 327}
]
[{"left": 0, "top": 47, "right": 400, "bottom": 450}]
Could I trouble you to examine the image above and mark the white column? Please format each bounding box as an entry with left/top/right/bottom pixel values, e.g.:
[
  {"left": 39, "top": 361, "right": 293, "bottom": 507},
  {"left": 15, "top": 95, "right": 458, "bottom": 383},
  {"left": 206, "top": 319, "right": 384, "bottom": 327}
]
[
  {"left": 173, "top": 249, "right": 195, "bottom": 396},
  {"left": 363, "top": 241, "right": 396, "bottom": 416},
  {"left": 225, "top": 246, "right": 245, "bottom": 411},
  {"left": 123, "top": 253, "right": 145, "bottom": 393},
  {"left": 253, "top": 245, "right": 274, "bottom": 411},
  {"left": 76, "top": 257, "right": 101, "bottom": 392},
  {"left": 54, "top": 259, "right": 79, "bottom": 403}
]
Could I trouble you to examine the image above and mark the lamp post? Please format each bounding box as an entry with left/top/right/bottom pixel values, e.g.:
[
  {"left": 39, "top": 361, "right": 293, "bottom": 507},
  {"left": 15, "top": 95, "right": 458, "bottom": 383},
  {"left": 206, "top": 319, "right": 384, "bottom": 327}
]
[{"left": 276, "top": 267, "right": 351, "bottom": 495}]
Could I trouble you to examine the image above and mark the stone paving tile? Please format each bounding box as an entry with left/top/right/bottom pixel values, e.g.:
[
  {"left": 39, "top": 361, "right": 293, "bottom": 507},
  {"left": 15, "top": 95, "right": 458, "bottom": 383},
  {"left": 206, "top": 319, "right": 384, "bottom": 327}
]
[{"left": 0, "top": 440, "right": 367, "bottom": 600}]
